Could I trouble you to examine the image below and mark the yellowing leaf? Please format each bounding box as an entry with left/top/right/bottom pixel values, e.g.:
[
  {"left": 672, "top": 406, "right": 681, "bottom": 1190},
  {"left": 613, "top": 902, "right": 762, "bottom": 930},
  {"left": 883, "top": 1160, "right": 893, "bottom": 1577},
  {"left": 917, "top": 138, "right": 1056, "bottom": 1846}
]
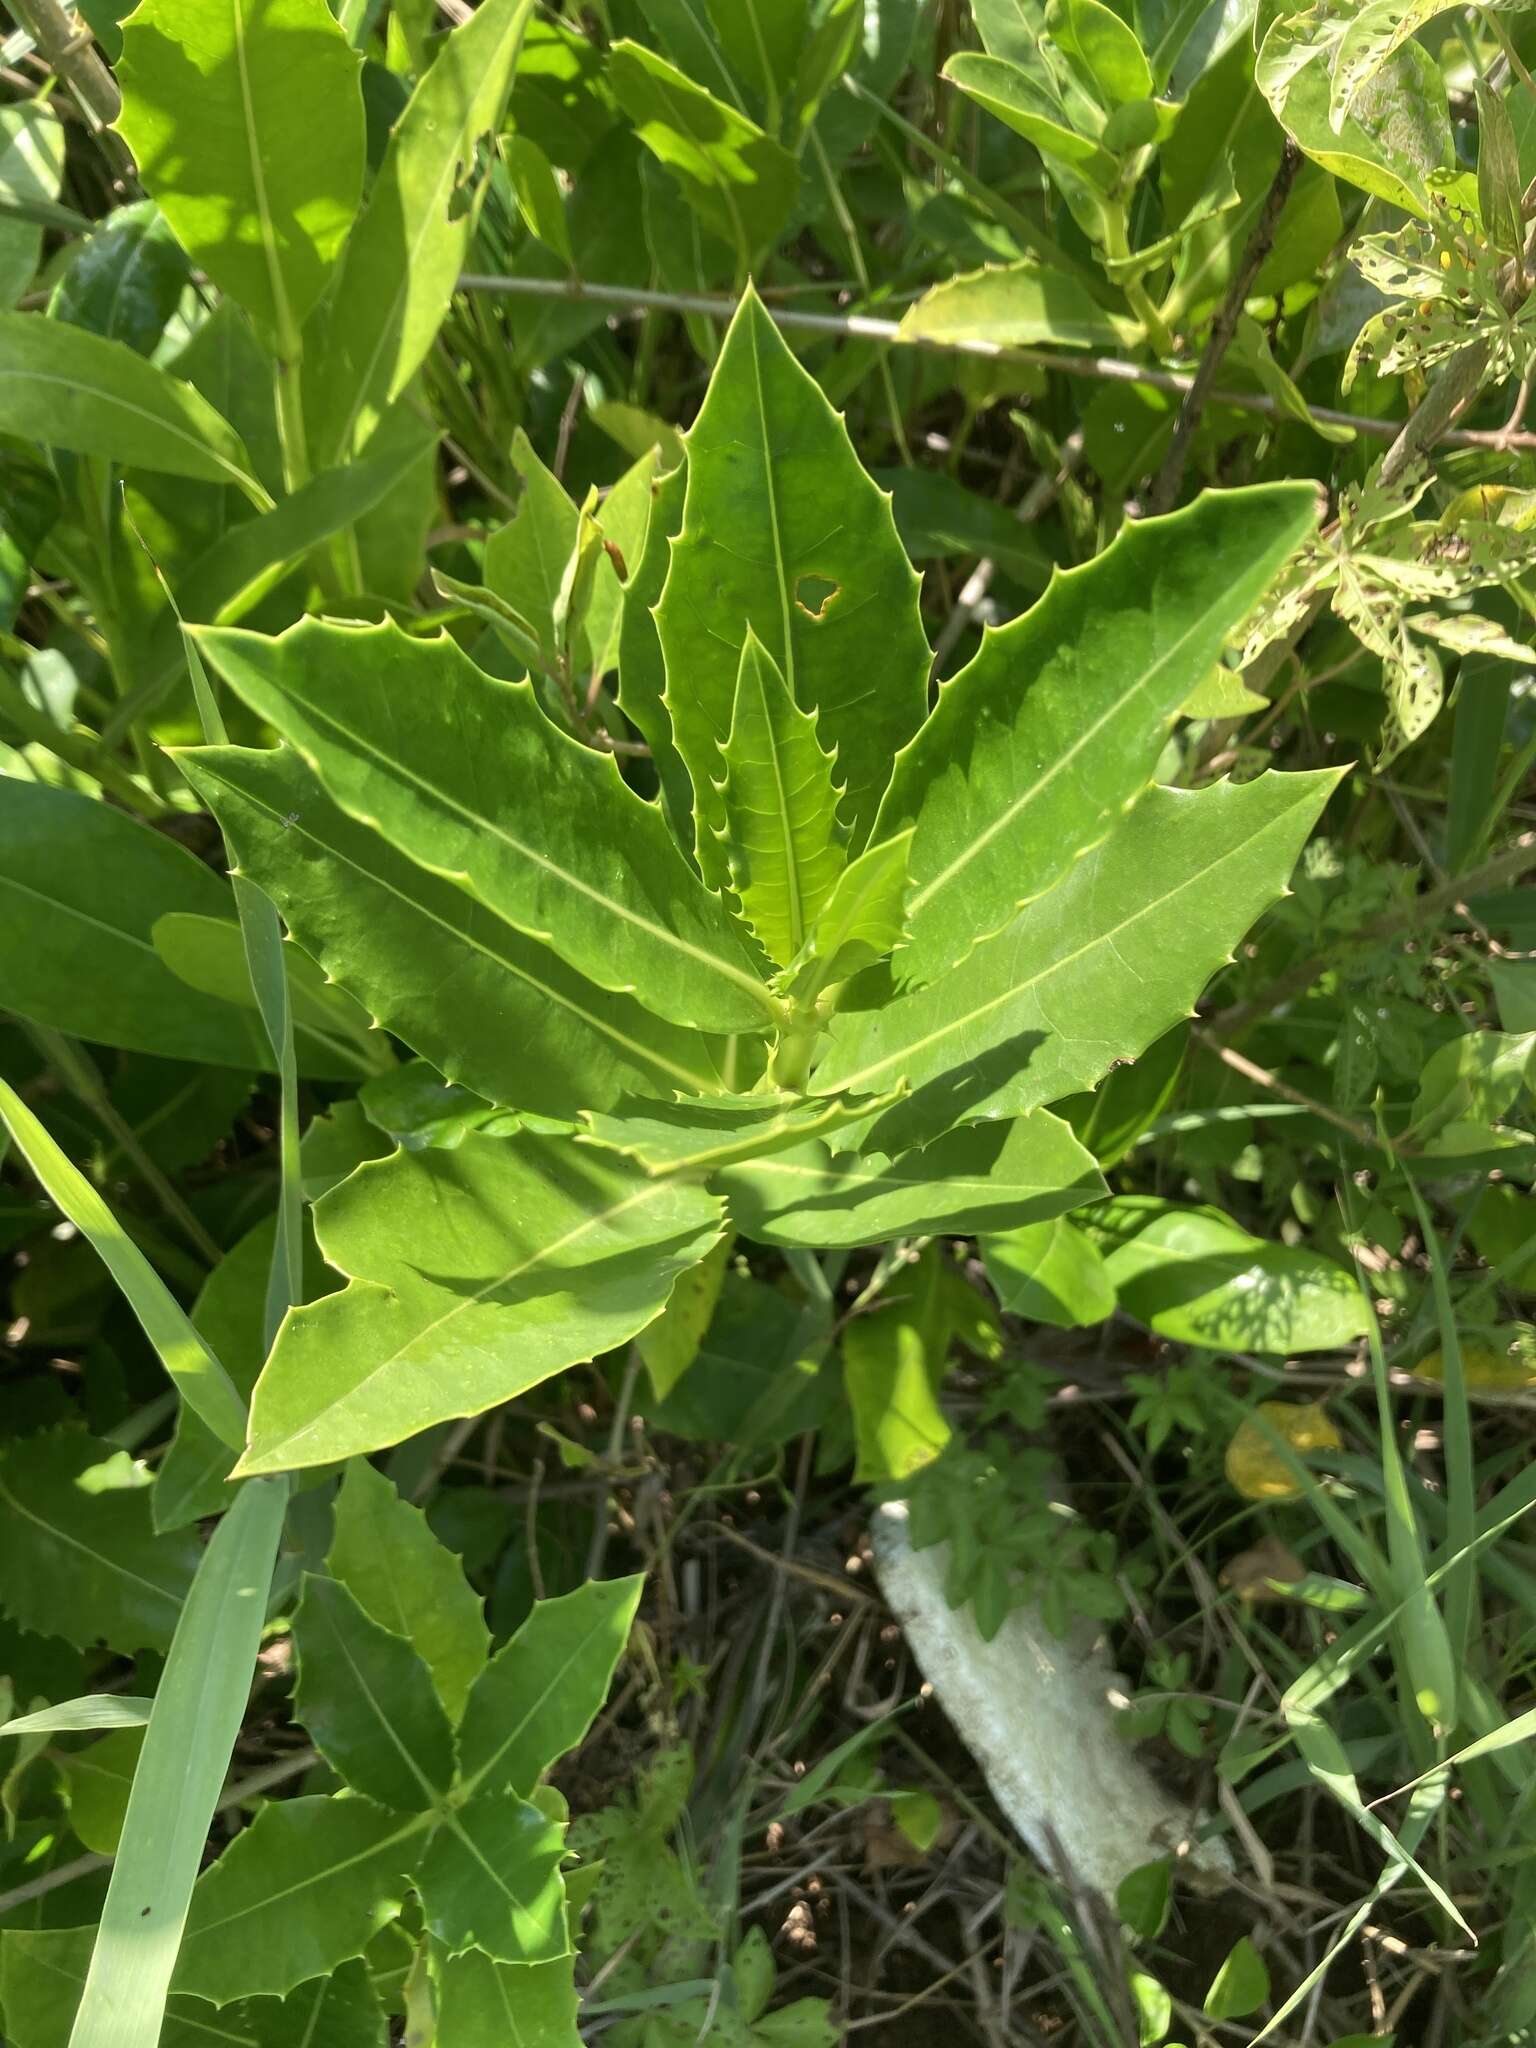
[
  {"left": 1414, "top": 1331, "right": 1536, "bottom": 1394},
  {"left": 1225, "top": 1401, "right": 1342, "bottom": 1501}
]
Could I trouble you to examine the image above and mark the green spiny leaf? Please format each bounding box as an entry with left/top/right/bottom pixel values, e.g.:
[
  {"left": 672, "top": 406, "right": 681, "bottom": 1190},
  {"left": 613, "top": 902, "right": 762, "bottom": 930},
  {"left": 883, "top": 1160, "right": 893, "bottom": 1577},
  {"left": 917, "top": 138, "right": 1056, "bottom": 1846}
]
[
  {"left": 716, "top": 630, "right": 846, "bottom": 968},
  {"left": 175, "top": 1795, "right": 426, "bottom": 2003},
  {"left": 456, "top": 1577, "right": 643, "bottom": 1801},
  {"left": 234, "top": 1135, "right": 723, "bottom": 1474},
  {"left": 657, "top": 285, "right": 930, "bottom": 875},
  {"left": 416, "top": 1791, "right": 568, "bottom": 1965},
  {"left": 873, "top": 486, "right": 1318, "bottom": 988},
  {"left": 327, "top": 1460, "right": 489, "bottom": 1727},
  {"left": 177, "top": 744, "right": 732, "bottom": 1117},
  {"left": 817, "top": 771, "right": 1342, "bottom": 1148},
  {"left": 292, "top": 1574, "right": 457, "bottom": 1810},
  {"left": 193, "top": 620, "right": 776, "bottom": 1035}
]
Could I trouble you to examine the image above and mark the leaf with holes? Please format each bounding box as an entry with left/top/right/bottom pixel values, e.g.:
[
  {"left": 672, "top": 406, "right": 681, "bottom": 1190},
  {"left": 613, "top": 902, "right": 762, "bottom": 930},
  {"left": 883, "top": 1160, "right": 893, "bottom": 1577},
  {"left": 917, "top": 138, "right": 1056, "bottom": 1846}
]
[{"left": 657, "top": 285, "right": 931, "bottom": 876}]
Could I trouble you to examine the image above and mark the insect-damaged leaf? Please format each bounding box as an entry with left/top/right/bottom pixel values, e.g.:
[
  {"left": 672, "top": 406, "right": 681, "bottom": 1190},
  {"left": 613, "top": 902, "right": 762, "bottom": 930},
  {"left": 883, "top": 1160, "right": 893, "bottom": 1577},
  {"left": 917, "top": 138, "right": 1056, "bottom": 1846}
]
[{"left": 657, "top": 285, "right": 930, "bottom": 875}]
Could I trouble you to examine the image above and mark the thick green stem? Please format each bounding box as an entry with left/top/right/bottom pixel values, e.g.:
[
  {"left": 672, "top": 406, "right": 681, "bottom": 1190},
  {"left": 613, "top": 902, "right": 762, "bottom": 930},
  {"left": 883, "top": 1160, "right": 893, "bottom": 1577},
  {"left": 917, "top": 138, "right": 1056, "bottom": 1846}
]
[
  {"left": 1103, "top": 206, "right": 1174, "bottom": 357},
  {"left": 273, "top": 357, "right": 312, "bottom": 496},
  {"left": 769, "top": 1006, "right": 825, "bottom": 1092}
]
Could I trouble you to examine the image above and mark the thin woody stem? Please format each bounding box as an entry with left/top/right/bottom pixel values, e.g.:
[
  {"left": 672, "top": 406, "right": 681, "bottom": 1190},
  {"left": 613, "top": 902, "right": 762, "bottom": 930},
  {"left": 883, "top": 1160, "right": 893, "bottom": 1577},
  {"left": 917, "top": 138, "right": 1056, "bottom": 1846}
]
[{"left": 456, "top": 273, "right": 1536, "bottom": 459}]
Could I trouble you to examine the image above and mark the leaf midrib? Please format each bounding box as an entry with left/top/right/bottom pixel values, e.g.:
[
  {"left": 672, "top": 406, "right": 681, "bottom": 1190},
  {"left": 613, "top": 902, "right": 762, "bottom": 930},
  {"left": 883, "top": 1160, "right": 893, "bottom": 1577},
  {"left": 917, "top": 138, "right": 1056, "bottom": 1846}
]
[
  {"left": 460, "top": 1611, "right": 617, "bottom": 1799},
  {"left": 231, "top": 0, "right": 294, "bottom": 354},
  {"left": 184, "top": 1808, "right": 430, "bottom": 1941},
  {"left": 437, "top": 1805, "right": 564, "bottom": 1952},
  {"left": 251, "top": 1178, "right": 690, "bottom": 1465},
  {"left": 827, "top": 798, "right": 1306, "bottom": 1096},
  {"left": 902, "top": 554, "right": 1259, "bottom": 942},
  {"left": 213, "top": 764, "right": 720, "bottom": 1096},
  {"left": 266, "top": 682, "right": 773, "bottom": 1019},
  {"left": 307, "top": 1586, "right": 446, "bottom": 1808}
]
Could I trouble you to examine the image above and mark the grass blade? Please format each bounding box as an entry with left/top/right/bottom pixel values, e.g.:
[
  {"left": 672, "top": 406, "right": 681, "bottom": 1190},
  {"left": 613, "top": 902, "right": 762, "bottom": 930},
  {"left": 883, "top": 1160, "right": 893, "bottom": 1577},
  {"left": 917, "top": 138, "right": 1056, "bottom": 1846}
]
[
  {"left": 1403, "top": 1167, "right": 1477, "bottom": 1677},
  {"left": 66, "top": 1474, "right": 288, "bottom": 2048},
  {"left": 0, "top": 1079, "right": 246, "bottom": 1451},
  {"left": 182, "top": 625, "right": 301, "bottom": 1351}
]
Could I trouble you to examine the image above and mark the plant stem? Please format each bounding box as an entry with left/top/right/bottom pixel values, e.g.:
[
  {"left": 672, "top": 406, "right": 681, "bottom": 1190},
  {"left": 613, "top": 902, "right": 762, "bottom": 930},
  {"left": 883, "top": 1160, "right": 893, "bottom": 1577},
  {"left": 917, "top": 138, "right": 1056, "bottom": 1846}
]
[
  {"left": 455, "top": 273, "right": 1536, "bottom": 458},
  {"left": 1148, "top": 140, "right": 1302, "bottom": 514},
  {"left": 1102, "top": 207, "right": 1175, "bottom": 357},
  {"left": 272, "top": 359, "right": 312, "bottom": 497},
  {"left": 5, "top": 0, "right": 136, "bottom": 182}
]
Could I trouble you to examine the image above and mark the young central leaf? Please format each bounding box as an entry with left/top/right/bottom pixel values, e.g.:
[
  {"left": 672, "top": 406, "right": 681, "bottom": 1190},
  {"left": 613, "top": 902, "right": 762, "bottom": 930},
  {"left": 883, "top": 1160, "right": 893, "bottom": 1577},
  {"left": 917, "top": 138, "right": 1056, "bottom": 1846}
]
[
  {"left": 658, "top": 285, "right": 931, "bottom": 877},
  {"left": 717, "top": 632, "right": 845, "bottom": 967}
]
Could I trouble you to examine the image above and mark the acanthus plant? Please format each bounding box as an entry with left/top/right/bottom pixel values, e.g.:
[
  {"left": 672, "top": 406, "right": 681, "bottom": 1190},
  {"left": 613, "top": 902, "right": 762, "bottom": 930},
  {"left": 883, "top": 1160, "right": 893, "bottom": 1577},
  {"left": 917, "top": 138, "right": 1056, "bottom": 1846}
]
[
  {"left": 0, "top": 263, "right": 1336, "bottom": 2032},
  {"left": 157, "top": 287, "right": 1334, "bottom": 1482}
]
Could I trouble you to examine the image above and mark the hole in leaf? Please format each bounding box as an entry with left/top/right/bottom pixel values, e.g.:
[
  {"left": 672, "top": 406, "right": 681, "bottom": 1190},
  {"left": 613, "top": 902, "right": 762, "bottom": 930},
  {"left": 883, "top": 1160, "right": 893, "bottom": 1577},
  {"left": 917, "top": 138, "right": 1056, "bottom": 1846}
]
[{"left": 795, "top": 574, "right": 839, "bottom": 619}]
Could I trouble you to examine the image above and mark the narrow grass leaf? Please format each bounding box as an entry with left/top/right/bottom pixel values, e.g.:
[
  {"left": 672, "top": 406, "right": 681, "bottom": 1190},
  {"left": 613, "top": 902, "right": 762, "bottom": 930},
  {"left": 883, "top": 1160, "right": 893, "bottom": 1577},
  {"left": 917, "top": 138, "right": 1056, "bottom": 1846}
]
[
  {"left": 67, "top": 1474, "right": 288, "bottom": 2048},
  {"left": 0, "top": 1082, "right": 246, "bottom": 1451},
  {"left": 0, "top": 1697, "right": 153, "bottom": 1737}
]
